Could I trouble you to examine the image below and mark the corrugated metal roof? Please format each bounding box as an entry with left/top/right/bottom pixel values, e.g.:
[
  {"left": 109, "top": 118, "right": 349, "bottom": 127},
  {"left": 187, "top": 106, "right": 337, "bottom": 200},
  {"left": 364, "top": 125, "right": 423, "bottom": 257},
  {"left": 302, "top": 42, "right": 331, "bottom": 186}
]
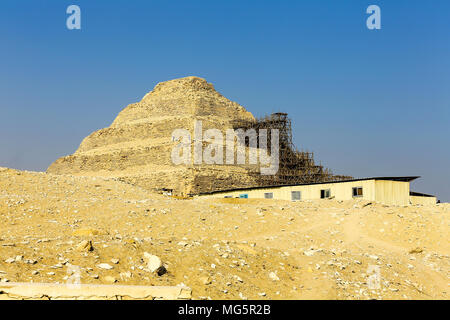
[
  {"left": 197, "top": 176, "right": 420, "bottom": 195},
  {"left": 410, "top": 191, "right": 435, "bottom": 197}
]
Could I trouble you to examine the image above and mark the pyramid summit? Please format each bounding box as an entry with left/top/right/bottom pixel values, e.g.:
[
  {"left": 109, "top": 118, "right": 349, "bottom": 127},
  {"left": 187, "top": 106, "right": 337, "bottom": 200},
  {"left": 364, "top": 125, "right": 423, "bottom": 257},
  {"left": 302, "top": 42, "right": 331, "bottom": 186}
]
[{"left": 111, "top": 76, "right": 254, "bottom": 127}]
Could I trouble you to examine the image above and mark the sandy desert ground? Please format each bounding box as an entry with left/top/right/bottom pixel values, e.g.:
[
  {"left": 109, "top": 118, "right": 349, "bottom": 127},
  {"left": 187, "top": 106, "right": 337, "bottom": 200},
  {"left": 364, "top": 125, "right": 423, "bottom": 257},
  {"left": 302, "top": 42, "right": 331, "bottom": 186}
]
[{"left": 0, "top": 167, "right": 448, "bottom": 300}]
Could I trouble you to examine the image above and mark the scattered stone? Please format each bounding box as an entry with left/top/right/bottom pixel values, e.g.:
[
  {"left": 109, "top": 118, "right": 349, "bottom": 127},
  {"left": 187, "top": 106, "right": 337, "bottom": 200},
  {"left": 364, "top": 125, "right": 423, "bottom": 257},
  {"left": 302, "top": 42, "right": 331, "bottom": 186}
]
[
  {"left": 200, "top": 276, "right": 212, "bottom": 285},
  {"left": 24, "top": 259, "right": 38, "bottom": 265},
  {"left": 143, "top": 252, "right": 166, "bottom": 276},
  {"left": 409, "top": 247, "right": 423, "bottom": 254},
  {"left": 104, "top": 276, "right": 117, "bottom": 283},
  {"left": 269, "top": 272, "right": 280, "bottom": 281},
  {"left": 111, "top": 258, "right": 120, "bottom": 264},
  {"left": 76, "top": 240, "right": 94, "bottom": 252},
  {"left": 1, "top": 243, "right": 15, "bottom": 247},
  {"left": 239, "top": 292, "right": 248, "bottom": 300},
  {"left": 97, "top": 263, "right": 114, "bottom": 270},
  {"left": 303, "top": 249, "right": 316, "bottom": 257},
  {"left": 72, "top": 228, "right": 105, "bottom": 236},
  {"left": 120, "top": 272, "right": 132, "bottom": 280}
]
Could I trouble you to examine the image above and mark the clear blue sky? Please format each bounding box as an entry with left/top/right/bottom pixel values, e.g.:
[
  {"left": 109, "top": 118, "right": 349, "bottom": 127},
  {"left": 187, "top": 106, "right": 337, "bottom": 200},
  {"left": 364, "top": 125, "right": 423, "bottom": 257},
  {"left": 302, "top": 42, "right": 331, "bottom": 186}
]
[{"left": 0, "top": 0, "right": 449, "bottom": 201}]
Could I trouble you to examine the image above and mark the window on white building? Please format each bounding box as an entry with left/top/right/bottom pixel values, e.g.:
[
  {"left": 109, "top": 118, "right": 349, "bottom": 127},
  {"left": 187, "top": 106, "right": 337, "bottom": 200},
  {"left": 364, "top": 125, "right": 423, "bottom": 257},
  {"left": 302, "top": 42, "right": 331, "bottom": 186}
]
[
  {"left": 352, "top": 187, "right": 363, "bottom": 197},
  {"left": 264, "top": 192, "right": 273, "bottom": 199},
  {"left": 291, "top": 191, "right": 301, "bottom": 201},
  {"left": 320, "top": 189, "right": 331, "bottom": 199}
]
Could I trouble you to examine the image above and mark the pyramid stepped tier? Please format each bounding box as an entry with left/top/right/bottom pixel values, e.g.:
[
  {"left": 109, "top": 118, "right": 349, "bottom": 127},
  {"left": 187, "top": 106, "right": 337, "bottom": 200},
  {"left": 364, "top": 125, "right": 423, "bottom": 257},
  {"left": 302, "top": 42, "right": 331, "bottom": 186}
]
[
  {"left": 48, "top": 77, "right": 261, "bottom": 195},
  {"left": 111, "top": 76, "right": 254, "bottom": 127}
]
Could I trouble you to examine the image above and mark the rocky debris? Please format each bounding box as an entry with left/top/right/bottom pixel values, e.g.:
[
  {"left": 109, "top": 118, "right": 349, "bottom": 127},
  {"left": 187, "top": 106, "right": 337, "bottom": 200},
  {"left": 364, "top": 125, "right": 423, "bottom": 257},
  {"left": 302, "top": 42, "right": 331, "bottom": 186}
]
[
  {"left": 97, "top": 263, "right": 114, "bottom": 270},
  {"left": 24, "top": 259, "right": 38, "bottom": 265},
  {"left": 269, "top": 272, "right": 280, "bottom": 281},
  {"left": 303, "top": 248, "right": 319, "bottom": 257},
  {"left": 200, "top": 276, "right": 212, "bottom": 285},
  {"left": 143, "top": 253, "right": 167, "bottom": 276},
  {"left": 73, "top": 228, "right": 105, "bottom": 237},
  {"left": 104, "top": 276, "right": 117, "bottom": 283},
  {"left": 0, "top": 166, "right": 448, "bottom": 300},
  {"left": 239, "top": 292, "right": 248, "bottom": 300},
  {"left": 120, "top": 272, "right": 132, "bottom": 280},
  {"left": 76, "top": 240, "right": 93, "bottom": 252},
  {"left": 1, "top": 243, "right": 16, "bottom": 247},
  {"left": 409, "top": 248, "right": 423, "bottom": 254}
]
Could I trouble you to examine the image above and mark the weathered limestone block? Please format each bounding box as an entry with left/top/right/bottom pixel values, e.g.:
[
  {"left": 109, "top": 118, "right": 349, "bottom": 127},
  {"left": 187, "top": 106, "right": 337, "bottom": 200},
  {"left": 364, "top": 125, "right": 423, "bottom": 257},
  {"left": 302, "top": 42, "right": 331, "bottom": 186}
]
[{"left": 0, "top": 282, "right": 192, "bottom": 300}]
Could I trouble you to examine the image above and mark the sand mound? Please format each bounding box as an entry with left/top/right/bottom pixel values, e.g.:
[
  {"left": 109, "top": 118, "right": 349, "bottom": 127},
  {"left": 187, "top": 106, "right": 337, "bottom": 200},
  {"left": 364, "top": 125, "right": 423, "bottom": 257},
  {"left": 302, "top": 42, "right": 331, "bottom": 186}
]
[{"left": 0, "top": 168, "right": 448, "bottom": 300}]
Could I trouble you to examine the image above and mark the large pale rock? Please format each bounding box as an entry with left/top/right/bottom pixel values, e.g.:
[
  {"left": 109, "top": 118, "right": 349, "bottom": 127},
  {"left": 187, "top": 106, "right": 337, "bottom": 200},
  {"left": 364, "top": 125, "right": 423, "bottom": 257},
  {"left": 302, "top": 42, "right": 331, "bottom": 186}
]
[
  {"left": 97, "top": 263, "right": 114, "bottom": 270},
  {"left": 143, "top": 252, "right": 166, "bottom": 275},
  {"left": 76, "top": 240, "right": 93, "bottom": 252}
]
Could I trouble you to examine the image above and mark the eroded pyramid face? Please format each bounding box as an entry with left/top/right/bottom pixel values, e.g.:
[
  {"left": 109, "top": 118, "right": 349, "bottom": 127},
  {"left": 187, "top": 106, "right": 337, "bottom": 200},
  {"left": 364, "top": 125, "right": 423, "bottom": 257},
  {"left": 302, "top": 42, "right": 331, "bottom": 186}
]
[
  {"left": 47, "top": 77, "right": 259, "bottom": 195},
  {"left": 111, "top": 76, "right": 254, "bottom": 127}
]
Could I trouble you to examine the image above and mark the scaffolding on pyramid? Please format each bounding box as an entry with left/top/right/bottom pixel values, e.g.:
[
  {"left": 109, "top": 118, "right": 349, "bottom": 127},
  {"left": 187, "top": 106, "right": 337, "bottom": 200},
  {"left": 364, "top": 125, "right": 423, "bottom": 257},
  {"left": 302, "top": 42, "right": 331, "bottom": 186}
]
[{"left": 230, "top": 112, "right": 352, "bottom": 187}]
